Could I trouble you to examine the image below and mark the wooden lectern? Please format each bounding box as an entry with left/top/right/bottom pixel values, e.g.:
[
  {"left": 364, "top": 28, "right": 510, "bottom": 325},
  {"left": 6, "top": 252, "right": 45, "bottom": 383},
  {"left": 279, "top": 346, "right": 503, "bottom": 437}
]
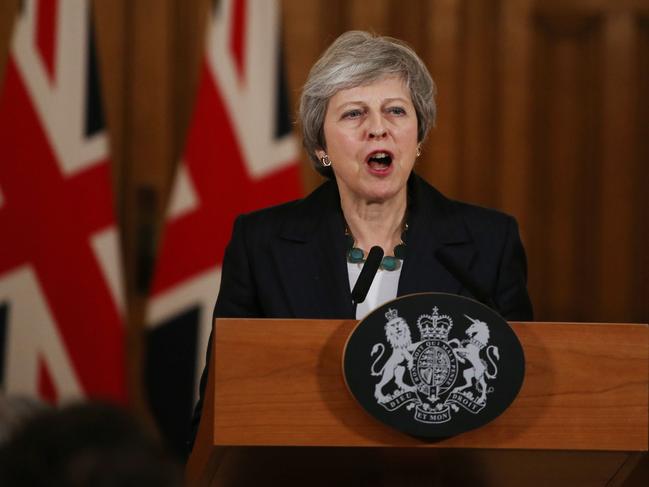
[{"left": 186, "top": 319, "right": 648, "bottom": 486}]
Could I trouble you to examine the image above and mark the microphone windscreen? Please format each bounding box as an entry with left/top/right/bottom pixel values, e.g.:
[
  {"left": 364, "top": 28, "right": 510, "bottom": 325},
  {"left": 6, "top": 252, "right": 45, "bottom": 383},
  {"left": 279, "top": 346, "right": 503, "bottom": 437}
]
[{"left": 351, "top": 246, "right": 384, "bottom": 304}]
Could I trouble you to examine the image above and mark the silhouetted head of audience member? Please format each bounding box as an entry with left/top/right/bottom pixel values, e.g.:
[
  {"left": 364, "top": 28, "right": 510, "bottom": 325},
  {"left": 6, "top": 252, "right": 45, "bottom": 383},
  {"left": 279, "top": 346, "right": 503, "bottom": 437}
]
[
  {"left": 0, "top": 395, "right": 49, "bottom": 446},
  {"left": 0, "top": 401, "right": 182, "bottom": 487}
]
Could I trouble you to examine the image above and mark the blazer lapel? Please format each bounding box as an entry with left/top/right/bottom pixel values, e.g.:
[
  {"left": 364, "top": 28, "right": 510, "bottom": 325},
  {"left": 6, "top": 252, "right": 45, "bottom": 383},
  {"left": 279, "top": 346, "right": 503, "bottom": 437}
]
[
  {"left": 271, "top": 182, "right": 354, "bottom": 319},
  {"left": 271, "top": 174, "right": 477, "bottom": 316},
  {"left": 398, "top": 175, "right": 476, "bottom": 297}
]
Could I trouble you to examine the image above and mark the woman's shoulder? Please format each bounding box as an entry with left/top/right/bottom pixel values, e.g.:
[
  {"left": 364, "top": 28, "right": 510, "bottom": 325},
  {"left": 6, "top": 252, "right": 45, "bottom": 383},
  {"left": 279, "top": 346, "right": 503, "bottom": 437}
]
[
  {"left": 237, "top": 197, "right": 301, "bottom": 225},
  {"left": 453, "top": 198, "right": 517, "bottom": 231},
  {"left": 411, "top": 173, "right": 519, "bottom": 237}
]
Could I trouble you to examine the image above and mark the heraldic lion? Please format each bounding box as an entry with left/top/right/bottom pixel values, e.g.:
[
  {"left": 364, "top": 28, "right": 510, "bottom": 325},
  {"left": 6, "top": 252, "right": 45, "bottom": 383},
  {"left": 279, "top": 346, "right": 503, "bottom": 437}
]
[{"left": 370, "top": 317, "right": 416, "bottom": 403}]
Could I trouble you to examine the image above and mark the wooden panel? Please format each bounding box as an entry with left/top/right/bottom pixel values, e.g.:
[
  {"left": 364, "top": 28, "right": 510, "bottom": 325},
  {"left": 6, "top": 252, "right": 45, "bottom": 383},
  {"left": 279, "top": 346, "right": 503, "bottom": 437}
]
[
  {"left": 92, "top": 0, "right": 140, "bottom": 406},
  {"left": 169, "top": 0, "right": 211, "bottom": 165},
  {"left": 348, "top": 0, "right": 390, "bottom": 33},
  {"left": 424, "top": 0, "right": 462, "bottom": 197},
  {"left": 281, "top": 0, "right": 330, "bottom": 192},
  {"left": 536, "top": 0, "right": 649, "bottom": 14},
  {"left": 387, "top": 0, "right": 425, "bottom": 48},
  {"left": 210, "top": 318, "right": 648, "bottom": 451},
  {"left": 123, "top": 0, "right": 175, "bottom": 418},
  {"left": 459, "top": 0, "right": 500, "bottom": 207},
  {"left": 598, "top": 12, "right": 636, "bottom": 321},
  {"left": 93, "top": 0, "right": 128, "bottom": 213},
  {"left": 528, "top": 14, "right": 603, "bottom": 319},
  {"left": 498, "top": 0, "right": 533, "bottom": 229},
  {"left": 636, "top": 16, "right": 649, "bottom": 324},
  {"left": 123, "top": 0, "right": 175, "bottom": 213}
]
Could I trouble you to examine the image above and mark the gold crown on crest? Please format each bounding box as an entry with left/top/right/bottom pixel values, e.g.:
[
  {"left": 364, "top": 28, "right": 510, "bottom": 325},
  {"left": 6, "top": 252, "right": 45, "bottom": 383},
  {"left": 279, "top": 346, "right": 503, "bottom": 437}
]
[{"left": 417, "top": 306, "right": 453, "bottom": 341}]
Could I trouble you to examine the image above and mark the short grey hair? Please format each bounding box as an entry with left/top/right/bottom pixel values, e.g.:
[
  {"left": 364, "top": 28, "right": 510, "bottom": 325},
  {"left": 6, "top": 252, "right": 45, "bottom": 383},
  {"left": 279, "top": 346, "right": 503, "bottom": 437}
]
[{"left": 299, "top": 31, "right": 437, "bottom": 178}]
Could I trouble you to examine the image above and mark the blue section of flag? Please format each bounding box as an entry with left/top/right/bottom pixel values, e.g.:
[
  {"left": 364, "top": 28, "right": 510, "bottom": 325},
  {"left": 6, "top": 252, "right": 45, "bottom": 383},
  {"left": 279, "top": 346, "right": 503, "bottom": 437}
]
[
  {"left": 275, "top": 29, "right": 292, "bottom": 139},
  {"left": 84, "top": 12, "right": 104, "bottom": 138},
  {"left": 146, "top": 307, "right": 199, "bottom": 460}
]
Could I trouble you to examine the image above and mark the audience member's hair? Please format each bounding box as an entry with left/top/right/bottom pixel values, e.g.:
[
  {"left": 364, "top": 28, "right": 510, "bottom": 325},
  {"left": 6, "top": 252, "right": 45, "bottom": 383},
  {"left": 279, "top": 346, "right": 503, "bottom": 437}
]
[
  {"left": 0, "top": 394, "right": 49, "bottom": 446},
  {"left": 0, "top": 401, "right": 182, "bottom": 487}
]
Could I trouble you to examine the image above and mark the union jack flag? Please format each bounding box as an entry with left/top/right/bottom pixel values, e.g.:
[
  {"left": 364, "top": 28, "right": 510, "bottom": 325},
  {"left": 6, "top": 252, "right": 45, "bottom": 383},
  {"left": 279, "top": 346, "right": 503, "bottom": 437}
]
[
  {"left": 146, "top": 0, "right": 302, "bottom": 454},
  {"left": 0, "top": 1, "right": 126, "bottom": 404}
]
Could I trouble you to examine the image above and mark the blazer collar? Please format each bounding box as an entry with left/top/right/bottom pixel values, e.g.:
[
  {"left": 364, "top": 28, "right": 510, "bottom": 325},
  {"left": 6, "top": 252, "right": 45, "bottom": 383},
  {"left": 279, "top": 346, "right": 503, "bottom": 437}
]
[
  {"left": 272, "top": 181, "right": 354, "bottom": 318},
  {"left": 398, "top": 174, "right": 476, "bottom": 297},
  {"left": 271, "top": 173, "right": 477, "bottom": 318}
]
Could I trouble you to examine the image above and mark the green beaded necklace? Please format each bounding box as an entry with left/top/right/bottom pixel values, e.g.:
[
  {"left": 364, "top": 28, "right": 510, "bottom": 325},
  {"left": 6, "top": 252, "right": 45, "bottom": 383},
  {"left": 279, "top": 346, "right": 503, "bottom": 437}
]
[{"left": 345, "top": 222, "right": 408, "bottom": 272}]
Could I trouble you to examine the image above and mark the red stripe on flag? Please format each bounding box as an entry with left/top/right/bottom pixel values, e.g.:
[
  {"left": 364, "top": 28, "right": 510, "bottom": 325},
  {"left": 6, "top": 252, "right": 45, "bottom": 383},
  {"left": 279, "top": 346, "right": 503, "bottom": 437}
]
[
  {"left": 229, "top": 0, "right": 247, "bottom": 82},
  {"left": 36, "top": 0, "right": 59, "bottom": 83},
  {"left": 150, "top": 62, "right": 302, "bottom": 293}
]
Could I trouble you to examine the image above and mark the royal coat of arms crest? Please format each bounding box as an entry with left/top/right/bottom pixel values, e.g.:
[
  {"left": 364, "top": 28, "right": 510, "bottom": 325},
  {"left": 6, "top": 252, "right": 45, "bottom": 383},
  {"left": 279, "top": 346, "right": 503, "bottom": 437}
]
[
  {"left": 371, "top": 307, "right": 500, "bottom": 423},
  {"left": 343, "top": 293, "right": 525, "bottom": 438}
]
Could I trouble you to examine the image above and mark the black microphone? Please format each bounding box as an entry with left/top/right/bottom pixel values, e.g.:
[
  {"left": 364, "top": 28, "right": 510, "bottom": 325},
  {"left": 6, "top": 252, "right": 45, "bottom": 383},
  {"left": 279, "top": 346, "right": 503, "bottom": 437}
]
[
  {"left": 435, "top": 247, "right": 497, "bottom": 311},
  {"left": 351, "top": 246, "right": 384, "bottom": 304}
]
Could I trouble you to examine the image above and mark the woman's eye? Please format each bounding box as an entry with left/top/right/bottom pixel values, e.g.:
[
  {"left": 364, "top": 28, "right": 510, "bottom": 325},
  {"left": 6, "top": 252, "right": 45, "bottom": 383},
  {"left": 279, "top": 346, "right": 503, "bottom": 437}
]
[
  {"left": 342, "top": 109, "right": 363, "bottom": 119},
  {"left": 387, "top": 106, "right": 406, "bottom": 115}
]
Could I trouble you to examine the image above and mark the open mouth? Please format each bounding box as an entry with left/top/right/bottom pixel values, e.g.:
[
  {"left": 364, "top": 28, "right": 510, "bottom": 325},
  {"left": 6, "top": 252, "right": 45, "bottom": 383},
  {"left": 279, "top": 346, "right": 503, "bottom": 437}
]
[{"left": 366, "top": 151, "right": 393, "bottom": 172}]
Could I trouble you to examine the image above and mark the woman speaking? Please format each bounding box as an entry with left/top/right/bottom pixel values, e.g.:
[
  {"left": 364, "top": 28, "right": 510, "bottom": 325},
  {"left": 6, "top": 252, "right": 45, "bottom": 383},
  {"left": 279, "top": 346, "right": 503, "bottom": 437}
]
[{"left": 190, "top": 30, "right": 532, "bottom": 447}]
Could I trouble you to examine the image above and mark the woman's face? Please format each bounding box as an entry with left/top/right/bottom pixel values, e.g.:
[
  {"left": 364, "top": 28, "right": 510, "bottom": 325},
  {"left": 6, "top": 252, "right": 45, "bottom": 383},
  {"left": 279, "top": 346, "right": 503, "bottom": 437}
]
[{"left": 317, "top": 76, "right": 418, "bottom": 205}]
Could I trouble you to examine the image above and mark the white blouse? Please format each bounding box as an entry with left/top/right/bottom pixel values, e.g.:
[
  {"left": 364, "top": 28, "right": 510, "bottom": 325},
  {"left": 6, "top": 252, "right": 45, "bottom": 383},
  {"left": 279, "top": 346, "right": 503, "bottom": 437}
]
[{"left": 347, "top": 262, "right": 402, "bottom": 320}]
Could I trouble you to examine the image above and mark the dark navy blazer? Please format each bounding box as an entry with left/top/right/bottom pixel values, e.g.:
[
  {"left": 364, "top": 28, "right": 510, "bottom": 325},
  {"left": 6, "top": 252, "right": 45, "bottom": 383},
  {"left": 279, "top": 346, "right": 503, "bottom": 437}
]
[{"left": 189, "top": 173, "right": 533, "bottom": 448}]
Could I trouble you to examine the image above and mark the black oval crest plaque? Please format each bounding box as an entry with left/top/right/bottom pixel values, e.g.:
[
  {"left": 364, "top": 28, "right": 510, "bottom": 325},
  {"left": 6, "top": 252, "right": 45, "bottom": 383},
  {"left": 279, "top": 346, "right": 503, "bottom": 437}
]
[{"left": 343, "top": 292, "right": 525, "bottom": 438}]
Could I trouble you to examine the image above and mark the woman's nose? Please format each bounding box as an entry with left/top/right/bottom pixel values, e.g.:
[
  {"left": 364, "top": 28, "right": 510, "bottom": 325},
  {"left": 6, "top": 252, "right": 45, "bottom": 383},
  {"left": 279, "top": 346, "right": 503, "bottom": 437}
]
[
  {"left": 367, "top": 113, "right": 387, "bottom": 139},
  {"left": 368, "top": 128, "right": 387, "bottom": 139}
]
